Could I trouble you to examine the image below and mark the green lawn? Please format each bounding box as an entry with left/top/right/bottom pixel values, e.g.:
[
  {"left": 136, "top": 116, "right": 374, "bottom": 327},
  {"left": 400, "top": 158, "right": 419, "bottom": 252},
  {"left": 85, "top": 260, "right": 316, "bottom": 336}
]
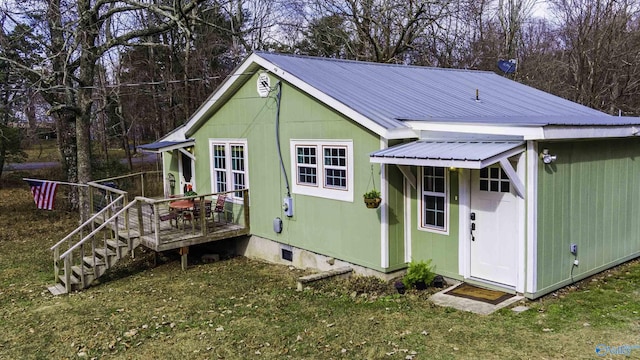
[{"left": 1, "top": 179, "right": 640, "bottom": 359}]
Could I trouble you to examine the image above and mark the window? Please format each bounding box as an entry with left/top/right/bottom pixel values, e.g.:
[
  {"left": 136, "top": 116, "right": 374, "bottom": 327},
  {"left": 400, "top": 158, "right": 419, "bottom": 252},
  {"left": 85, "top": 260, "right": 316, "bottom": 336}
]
[
  {"left": 323, "top": 147, "right": 347, "bottom": 189},
  {"left": 210, "top": 140, "right": 248, "bottom": 201},
  {"left": 296, "top": 146, "right": 317, "bottom": 185},
  {"left": 290, "top": 140, "right": 353, "bottom": 202},
  {"left": 480, "top": 165, "right": 510, "bottom": 193},
  {"left": 420, "top": 166, "right": 448, "bottom": 233}
]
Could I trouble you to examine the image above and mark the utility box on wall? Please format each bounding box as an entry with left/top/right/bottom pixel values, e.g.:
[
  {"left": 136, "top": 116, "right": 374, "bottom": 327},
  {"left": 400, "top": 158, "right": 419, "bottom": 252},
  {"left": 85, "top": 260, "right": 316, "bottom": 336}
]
[{"left": 283, "top": 196, "right": 294, "bottom": 217}]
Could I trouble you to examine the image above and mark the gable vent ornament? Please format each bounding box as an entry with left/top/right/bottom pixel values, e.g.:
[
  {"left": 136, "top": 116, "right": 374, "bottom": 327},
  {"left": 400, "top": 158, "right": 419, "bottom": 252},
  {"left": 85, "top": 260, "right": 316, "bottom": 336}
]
[{"left": 257, "top": 72, "right": 271, "bottom": 97}]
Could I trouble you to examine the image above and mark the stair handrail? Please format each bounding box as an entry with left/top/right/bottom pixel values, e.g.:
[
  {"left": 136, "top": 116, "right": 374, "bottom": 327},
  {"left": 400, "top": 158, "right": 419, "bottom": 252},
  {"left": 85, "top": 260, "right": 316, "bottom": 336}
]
[
  {"left": 58, "top": 199, "right": 138, "bottom": 260},
  {"left": 50, "top": 194, "right": 127, "bottom": 253}
]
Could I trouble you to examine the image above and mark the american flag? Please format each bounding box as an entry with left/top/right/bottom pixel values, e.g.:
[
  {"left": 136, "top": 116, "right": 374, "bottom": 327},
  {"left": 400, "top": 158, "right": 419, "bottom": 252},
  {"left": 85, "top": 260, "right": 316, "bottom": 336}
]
[{"left": 26, "top": 180, "right": 58, "bottom": 210}]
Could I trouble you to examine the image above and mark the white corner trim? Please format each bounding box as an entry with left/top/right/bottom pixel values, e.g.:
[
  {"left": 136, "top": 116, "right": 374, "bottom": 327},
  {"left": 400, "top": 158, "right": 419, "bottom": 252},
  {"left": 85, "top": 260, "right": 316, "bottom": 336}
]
[
  {"left": 516, "top": 151, "right": 527, "bottom": 294},
  {"left": 526, "top": 141, "right": 538, "bottom": 293},
  {"left": 380, "top": 138, "right": 389, "bottom": 269},
  {"left": 404, "top": 177, "right": 412, "bottom": 263},
  {"left": 458, "top": 169, "right": 471, "bottom": 279}
]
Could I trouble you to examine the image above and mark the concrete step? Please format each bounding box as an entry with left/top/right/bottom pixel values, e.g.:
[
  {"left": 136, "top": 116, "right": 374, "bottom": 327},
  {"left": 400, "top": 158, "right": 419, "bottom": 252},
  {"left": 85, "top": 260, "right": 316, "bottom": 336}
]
[{"left": 296, "top": 266, "right": 353, "bottom": 291}]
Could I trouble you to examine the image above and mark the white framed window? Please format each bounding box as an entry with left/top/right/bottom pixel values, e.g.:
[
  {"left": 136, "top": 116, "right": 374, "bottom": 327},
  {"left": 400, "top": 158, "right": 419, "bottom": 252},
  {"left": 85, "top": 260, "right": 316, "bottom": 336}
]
[
  {"left": 290, "top": 140, "right": 353, "bottom": 202},
  {"left": 209, "top": 139, "right": 248, "bottom": 202},
  {"left": 419, "top": 166, "right": 449, "bottom": 234}
]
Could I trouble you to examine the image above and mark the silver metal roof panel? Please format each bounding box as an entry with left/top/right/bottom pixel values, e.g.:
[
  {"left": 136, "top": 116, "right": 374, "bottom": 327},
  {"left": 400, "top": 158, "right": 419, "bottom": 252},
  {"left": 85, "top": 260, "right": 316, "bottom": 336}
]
[
  {"left": 370, "top": 140, "right": 525, "bottom": 168},
  {"left": 257, "top": 52, "right": 640, "bottom": 129}
]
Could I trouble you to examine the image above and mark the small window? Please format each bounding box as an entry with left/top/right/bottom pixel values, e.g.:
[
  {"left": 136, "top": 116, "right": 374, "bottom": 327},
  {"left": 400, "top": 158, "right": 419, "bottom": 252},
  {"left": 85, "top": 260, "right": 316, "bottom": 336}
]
[
  {"left": 421, "top": 166, "right": 448, "bottom": 232},
  {"left": 480, "top": 165, "right": 510, "bottom": 193},
  {"left": 296, "top": 146, "right": 317, "bottom": 185},
  {"left": 323, "top": 146, "right": 347, "bottom": 189},
  {"left": 290, "top": 140, "right": 354, "bottom": 202}
]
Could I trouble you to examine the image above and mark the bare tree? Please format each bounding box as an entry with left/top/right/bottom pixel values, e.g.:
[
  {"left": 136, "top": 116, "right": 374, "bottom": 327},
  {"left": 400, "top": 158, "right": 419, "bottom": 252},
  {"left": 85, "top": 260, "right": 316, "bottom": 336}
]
[
  {"left": 549, "top": 0, "right": 640, "bottom": 114},
  {"left": 2, "top": 0, "right": 205, "bottom": 218}
]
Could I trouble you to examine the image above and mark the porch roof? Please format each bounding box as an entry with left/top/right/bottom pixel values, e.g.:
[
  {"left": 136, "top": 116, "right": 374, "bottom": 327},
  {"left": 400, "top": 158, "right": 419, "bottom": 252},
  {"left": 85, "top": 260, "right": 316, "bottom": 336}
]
[
  {"left": 137, "top": 140, "right": 195, "bottom": 153},
  {"left": 370, "top": 140, "right": 525, "bottom": 169}
]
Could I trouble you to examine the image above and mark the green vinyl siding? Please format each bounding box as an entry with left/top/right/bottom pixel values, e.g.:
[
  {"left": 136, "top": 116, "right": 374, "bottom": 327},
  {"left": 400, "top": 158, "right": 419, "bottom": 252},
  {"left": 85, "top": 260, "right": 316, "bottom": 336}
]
[
  {"left": 536, "top": 138, "right": 640, "bottom": 295},
  {"left": 189, "top": 72, "right": 402, "bottom": 272},
  {"left": 410, "top": 169, "right": 460, "bottom": 279},
  {"left": 386, "top": 164, "right": 405, "bottom": 271}
]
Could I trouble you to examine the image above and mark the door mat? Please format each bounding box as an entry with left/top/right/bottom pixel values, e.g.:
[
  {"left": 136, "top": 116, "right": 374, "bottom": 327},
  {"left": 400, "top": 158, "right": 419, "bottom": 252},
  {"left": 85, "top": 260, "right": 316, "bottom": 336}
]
[{"left": 445, "top": 283, "right": 515, "bottom": 305}]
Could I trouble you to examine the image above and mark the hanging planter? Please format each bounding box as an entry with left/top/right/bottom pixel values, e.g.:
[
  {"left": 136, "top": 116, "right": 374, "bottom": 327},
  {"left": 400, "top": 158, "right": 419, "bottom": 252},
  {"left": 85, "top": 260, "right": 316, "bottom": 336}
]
[{"left": 363, "top": 189, "right": 381, "bottom": 209}]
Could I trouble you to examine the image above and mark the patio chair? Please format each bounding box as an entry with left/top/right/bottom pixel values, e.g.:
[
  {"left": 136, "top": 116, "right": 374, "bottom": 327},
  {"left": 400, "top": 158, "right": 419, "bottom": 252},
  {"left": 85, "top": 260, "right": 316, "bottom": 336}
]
[
  {"left": 213, "top": 195, "right": 231, "bottom": 223},
  {"left": 183, "top": 199, "right": 212, "bottom": 233},
  {"left": 149, "top": 203, "right": 178, "bottom": 229}
]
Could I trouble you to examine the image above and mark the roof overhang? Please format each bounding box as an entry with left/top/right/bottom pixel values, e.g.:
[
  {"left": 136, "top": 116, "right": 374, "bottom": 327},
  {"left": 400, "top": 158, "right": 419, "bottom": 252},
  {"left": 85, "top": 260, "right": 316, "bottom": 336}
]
[
  {"left": 404, "top": 121, "right": 640, "bottom": 140},
  {"left": 137, "top": 140, "right": 195, "bottom": 154},
  {"left": 370, "top": 140, "right": 525, "bottom": 169}
]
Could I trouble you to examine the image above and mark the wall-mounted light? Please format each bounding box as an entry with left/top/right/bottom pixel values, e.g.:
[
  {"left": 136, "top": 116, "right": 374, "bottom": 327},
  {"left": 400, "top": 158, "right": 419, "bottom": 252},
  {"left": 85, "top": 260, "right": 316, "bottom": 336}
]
[
  {"left": 168, "top": 173, "right": 176, "bottom": 189},
  {"left": 540, "top": 149, "right": 557, "bottom": 164}
]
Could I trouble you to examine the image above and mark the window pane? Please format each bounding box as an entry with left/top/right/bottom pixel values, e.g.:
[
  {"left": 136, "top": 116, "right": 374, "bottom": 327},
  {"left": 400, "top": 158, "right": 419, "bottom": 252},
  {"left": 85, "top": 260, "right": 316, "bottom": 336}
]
[
  {"left": 234, "top": 172, "right": 245, "bottom": 198},
  {"left": 490, "top": 180, "right": 499, "bottom": 192},
  {"left": 216, "top": 171, "right": 227, "bottom": 192},
  {"left": 325, "top": 168, "right": 346, "bottom": 188},
  {"left": 231, "top": 145, "right": 244, "bottom": 171},
  {"left": 425, "top": 210, "right": 435, "bottom": 226},
  {"left": 480, "top": 179, "right": 488, "bottom": 191},
  {"left": 490, "top": 167, "right": 499, "bottom": 178},
  {"left": 214, "top": 145, "right": 226, "bottom": 169},
  {"left": 434, "top": 176, "right": 445, "bottom": 193},
  {"left": 297, "top": 146, "right": 316, "bottom": 165},
  {"left": 480, "top": 168, "right": 488, "bottom": 178},
  {"left": 501, "top": 181, "right": 510, "bottom": 193},
  {"left": 298, "top": 166, "right": 317, "bottom": 185}
]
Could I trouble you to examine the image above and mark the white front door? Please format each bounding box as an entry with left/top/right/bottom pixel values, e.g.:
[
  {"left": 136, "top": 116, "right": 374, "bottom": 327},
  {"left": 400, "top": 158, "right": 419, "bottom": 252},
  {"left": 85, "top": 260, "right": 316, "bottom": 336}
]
[{"left": 469, "top": 165, "right": 518, "bottom": 287}]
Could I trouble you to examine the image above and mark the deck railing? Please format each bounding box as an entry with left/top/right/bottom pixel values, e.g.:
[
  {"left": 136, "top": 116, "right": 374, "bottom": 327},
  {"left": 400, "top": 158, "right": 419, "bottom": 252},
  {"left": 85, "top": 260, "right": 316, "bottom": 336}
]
[
  {"left": 136, "top": 188, "right": 250, "bottom": 248},
  {"left": 50, "top": 171, "right": 250, "bottom": 293}
]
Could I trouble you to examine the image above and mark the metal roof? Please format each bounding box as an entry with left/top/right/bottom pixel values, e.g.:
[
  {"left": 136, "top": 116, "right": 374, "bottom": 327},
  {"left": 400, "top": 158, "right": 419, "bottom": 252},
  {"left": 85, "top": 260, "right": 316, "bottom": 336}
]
[
  {"left": 370, "top": 140, "right": 526, "bottom": 169},
  {"left": 257, "top": 52, "right": 640, "bottom": 128},
  {"left": 137, "top": 140, "right": 194, "bottom": 153}
]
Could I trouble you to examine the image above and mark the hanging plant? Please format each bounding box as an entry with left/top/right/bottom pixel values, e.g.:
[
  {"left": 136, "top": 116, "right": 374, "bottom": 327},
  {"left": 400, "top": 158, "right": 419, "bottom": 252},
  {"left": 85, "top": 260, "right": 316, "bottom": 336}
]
[
  {"left": 363, "top": 189, "right": 381, "bottom": 209},
  {"left": 364, "top": 165, "right": 381, "bottom": 209}
]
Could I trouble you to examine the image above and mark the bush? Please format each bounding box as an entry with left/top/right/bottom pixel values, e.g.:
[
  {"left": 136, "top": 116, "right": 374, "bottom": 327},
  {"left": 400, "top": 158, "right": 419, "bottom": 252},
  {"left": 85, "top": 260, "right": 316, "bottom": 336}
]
[{"left": 403, "top": 259, "right": 436, "bottom": 289}]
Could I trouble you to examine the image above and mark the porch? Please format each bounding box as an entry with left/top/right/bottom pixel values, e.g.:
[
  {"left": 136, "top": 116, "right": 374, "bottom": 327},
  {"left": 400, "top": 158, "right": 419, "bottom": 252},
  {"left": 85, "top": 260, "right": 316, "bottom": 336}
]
[{"left": 49, "top": 171, "right": 250, "bottom": 295}]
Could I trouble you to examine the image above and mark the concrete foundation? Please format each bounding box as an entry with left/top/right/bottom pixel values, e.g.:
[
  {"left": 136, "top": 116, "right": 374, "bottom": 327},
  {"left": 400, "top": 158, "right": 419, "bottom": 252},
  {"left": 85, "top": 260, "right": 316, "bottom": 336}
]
[{"left": 235, "top": 235, "right": 405, "bottom": 281}]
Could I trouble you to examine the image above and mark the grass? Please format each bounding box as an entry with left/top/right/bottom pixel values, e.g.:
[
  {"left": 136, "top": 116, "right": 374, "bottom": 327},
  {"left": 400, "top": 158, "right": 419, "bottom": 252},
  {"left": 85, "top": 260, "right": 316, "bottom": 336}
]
[
  {"left": 2, "top": 176, "right": 640, "bottom": 359},
  {"left": 21, "top": 139, "right": 134, "bottom": 163}
]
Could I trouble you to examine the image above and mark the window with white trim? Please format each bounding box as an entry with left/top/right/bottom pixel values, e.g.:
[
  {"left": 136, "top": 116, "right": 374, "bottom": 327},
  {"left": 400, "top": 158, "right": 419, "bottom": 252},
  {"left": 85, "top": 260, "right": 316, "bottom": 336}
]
[
  {"left": 210, "top": 140, "right": 248, "bottom": 201},
  {"left": 290, "top": 140, "right": 353, "bottom": 202},
  {"left": 420, "top": 166, "right": 448, "bottom": 232}
]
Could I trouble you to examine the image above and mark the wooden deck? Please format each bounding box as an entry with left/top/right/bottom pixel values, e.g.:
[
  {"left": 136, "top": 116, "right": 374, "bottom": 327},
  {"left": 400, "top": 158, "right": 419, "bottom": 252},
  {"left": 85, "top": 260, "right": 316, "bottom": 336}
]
[
  {"left": 49, "top": 176, "right": 251, "bottom": 294},
  {"left": 94, "top": 198, "right": 250, "bottom": 253}
]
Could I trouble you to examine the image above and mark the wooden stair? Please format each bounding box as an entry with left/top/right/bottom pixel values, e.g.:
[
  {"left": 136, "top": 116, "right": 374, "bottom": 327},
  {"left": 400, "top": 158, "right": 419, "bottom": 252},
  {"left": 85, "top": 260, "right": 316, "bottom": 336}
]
[
  {"left": 48, "top": 197, "right": 140, "bottom": 295},
  {"left": 48, "top": 238, "right": 139, "bottom": 295}
]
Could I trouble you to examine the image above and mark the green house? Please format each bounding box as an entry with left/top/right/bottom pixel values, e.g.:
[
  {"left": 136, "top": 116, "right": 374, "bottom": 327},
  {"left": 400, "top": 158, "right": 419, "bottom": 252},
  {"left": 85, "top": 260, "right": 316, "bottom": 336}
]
[{"left": 143, "top": 52, "right": 640, "bottom": 299}]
